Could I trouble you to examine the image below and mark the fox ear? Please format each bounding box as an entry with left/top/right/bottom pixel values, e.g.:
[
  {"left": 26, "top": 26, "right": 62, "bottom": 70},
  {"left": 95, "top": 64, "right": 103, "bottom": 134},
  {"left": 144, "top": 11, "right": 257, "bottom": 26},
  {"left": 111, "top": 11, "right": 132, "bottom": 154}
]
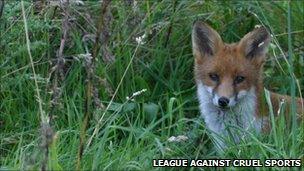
[
  {"left": 192, "top": 21, "right": 223, "bottom": 59},
  {"left": 239, "top": 26, "right": 271, "bottom": 62}
]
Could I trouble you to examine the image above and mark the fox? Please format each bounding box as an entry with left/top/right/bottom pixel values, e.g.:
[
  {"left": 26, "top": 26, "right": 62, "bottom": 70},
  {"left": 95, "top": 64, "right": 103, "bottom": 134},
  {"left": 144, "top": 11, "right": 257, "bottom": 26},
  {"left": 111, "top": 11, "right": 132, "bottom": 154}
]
[{"left": 192, "top": 21, "right": 304, "bottom": 150}]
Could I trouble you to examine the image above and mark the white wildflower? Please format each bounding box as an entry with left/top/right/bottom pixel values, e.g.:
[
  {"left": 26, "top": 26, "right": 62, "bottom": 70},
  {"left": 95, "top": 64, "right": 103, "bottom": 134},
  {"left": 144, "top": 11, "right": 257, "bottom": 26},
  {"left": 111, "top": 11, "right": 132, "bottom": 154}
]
[
  {"left": 126, "top": 89, "right": 147, "bottom": 101},
  {"left": 254, "top": 25, "right": 261, "bottom": 28},
  {"left": 77, "top": 53, "right": 92, "bottom": 66},
  {"left": 135, "top": 33, "right": 146, "bottom": 45},
  {"left": 132, "top": 0, "right": 138, "bottom": 11},
  {"left": 167, "top": 135, "right": 189, "bottom": 142}
]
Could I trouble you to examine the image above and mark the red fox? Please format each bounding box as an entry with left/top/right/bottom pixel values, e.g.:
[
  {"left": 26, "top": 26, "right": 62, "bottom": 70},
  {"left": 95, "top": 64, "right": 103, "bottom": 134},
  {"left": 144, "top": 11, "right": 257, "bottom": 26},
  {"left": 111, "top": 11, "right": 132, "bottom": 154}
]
[{"left": 192, "top": 21, "right": 303, "bottom": 150}]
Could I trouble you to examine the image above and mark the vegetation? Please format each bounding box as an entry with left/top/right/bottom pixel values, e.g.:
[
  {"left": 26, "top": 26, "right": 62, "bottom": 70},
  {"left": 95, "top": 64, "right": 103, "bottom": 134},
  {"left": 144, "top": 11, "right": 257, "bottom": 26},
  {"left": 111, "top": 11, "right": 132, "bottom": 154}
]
[{"left": 1, "top": 0, "right": 303, "bottom": 170}]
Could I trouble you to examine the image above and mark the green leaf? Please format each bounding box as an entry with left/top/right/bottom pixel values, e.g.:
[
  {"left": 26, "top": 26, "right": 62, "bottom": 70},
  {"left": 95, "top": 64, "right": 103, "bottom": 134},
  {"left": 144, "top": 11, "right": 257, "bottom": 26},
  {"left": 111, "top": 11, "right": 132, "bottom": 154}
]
[
  {"left": 48, "top": 133, "right": 63, "bottom": 171},
  {"left": 143, "top": 102, "right": 159, "bottom": 122}
]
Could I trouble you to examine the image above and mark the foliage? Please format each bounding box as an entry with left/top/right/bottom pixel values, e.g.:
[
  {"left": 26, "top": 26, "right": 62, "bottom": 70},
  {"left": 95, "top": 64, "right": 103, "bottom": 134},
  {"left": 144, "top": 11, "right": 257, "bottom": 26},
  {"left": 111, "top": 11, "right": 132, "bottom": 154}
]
[{"left": 0, "top": 1, "right": 303, "bottom": 170}]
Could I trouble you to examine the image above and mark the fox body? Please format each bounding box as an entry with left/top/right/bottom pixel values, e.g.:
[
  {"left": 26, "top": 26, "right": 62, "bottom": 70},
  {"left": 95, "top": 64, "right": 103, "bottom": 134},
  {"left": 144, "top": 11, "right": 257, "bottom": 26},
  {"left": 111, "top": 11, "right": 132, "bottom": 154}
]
[{"left": 192, "top": 21, "right": 304, "bottom": 149}]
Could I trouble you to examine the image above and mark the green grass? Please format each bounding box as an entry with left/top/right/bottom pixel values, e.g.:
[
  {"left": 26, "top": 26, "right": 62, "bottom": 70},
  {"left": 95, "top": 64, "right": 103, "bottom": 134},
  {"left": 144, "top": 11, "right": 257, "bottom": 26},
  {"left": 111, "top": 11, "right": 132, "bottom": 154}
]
[{"left": 0, "top": 1, "right": 303, "bottom": 170}]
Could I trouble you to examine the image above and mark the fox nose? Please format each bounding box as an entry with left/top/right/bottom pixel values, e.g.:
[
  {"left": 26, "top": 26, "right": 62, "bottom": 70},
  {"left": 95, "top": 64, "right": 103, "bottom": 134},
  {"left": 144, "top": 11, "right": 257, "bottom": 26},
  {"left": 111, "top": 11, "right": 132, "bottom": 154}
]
[{"left": 218, "top": 97, "right": 229, "bottom": 107}]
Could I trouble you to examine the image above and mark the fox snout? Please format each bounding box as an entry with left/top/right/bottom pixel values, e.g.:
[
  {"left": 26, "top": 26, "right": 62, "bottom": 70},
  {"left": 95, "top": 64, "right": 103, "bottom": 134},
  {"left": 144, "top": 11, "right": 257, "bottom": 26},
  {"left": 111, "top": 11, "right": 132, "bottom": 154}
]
[
  {"left": 214, "top": 96, "right": 234, "bottom": 109},
  {"left": 213, "top": 89, "right": 249, "bottom": 109},
  {"left": 212, "top": 91, "right": 238, "bottom": 109},
  {"left": 206, "top": 84, "right": 249, "bottom": 109},
  {"left": 218, "top": 97, "right": 229, "bottom": 108},
  {"left": 213, "top": 78, "right": 237, "bottom": 108}
]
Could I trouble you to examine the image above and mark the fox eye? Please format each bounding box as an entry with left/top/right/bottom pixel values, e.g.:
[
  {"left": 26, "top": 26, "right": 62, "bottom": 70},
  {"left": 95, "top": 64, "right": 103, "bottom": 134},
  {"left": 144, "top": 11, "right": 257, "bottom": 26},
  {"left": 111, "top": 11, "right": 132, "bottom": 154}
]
[
  {"left": 235, "top": 75, "right": 245, "bottom": 84},
  {"left": 209, "top": 73, "right": 219, "bottom": 82}
]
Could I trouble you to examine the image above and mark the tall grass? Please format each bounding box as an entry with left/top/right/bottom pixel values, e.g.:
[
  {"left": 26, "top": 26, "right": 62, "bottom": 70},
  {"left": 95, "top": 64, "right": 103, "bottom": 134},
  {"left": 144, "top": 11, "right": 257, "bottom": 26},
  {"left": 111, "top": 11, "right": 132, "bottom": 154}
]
[{"left": 0, "top": 1, "right": 303, "bottom": 170}]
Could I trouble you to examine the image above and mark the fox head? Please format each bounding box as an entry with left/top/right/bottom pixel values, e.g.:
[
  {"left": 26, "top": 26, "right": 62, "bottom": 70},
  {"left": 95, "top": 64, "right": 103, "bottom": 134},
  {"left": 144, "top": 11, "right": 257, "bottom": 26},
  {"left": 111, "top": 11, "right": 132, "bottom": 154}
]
[{"left": 192, "top": 21, "right": 271, "bottom": 110}]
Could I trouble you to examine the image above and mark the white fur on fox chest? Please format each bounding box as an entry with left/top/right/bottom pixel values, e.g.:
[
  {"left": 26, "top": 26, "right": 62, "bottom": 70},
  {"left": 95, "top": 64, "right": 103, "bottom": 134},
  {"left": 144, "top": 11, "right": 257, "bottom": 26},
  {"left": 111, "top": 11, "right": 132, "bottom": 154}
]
[{"left": 197, "top": 82, "right": 262, "bottom": 148}]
